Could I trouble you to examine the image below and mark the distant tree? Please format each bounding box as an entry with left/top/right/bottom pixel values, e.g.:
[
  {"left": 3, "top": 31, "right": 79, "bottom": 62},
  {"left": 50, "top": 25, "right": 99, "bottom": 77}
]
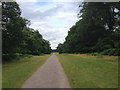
[
  {"left": 21, "top": 28, "right": 51, "bottom": 55},
  {"left": 57, "top": 43, "right": 63, "bottom": 53}
]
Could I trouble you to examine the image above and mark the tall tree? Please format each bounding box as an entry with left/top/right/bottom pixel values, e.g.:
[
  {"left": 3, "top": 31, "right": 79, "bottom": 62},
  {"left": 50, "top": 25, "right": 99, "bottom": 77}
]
[
  {"left": 2, "top": 2, "right": 26, "bottom": 54},
  {"left": 2, "top": 2, "right": 52, "bottom": 57},
  {"left": 57, "top": 2, "right": 120, "bottom": 55}
]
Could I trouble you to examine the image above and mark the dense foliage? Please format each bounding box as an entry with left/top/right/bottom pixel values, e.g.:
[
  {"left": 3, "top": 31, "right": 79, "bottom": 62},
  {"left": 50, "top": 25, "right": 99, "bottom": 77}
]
[
  {"left": 57, "top": 2, "right": 120, "bottom": 56},
  {"left": 2, "top": 2, "right": 51, "bottom": 60}
]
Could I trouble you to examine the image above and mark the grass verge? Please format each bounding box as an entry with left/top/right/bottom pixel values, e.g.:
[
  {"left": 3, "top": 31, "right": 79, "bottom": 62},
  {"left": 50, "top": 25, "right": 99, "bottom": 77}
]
[
  {"left": 2, "top": 55, "right": 50, "bottom": 88},
  {"left": 57, "top": 54, "right": 118, "bottom": 88}
]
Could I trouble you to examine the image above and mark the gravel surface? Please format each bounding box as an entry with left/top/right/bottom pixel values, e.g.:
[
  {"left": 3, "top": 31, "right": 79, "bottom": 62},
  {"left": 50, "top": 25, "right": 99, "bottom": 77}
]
[{"left": 22, "top": 54, "right": 71, "bottom": 88}]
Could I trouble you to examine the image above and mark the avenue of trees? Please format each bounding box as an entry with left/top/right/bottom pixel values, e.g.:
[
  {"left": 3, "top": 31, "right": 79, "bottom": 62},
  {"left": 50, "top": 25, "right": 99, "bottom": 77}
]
[
  {"left": 2, "top": 2, "right": 51, "bottom": 60},
  {"left": 57, "top": 2, "right": 120, "bottom": 56}
]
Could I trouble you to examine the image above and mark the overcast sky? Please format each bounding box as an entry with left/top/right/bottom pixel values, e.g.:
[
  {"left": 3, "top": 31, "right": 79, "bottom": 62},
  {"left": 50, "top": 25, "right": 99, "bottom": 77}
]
[{"left": 16, "top": 0, "right": 81, "bottom": 49}]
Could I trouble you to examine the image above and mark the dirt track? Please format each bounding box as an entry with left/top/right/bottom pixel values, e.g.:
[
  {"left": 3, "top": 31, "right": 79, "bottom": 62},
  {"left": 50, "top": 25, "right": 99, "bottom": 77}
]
[{"left": 22, "top": 54, "right": 71, "bottom": 88}]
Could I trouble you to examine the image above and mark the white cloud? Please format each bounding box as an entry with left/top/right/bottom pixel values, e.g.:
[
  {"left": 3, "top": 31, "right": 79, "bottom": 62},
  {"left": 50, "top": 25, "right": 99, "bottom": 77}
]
[
  {"left": 17, "top": 0, "right": 38, "bottom": 2},
  {"left": 17, "top": 1, "right": 80, "bottom": 49},
  {"left": 17, "top": 0, "right": 83, "bottom": 2}
]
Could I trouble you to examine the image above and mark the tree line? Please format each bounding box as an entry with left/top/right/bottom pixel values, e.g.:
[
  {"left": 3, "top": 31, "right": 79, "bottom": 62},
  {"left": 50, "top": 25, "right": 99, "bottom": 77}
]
[
  {"left": 57, "top": 2, "right": 120, "bottom": 56},
  {"left": 2, "top": 2, "right": 51, "bottom": 60}
]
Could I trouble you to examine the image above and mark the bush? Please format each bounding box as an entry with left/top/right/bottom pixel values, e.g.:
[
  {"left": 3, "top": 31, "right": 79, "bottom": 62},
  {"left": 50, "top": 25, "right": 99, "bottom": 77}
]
[
  {"left": 100, "top": 48, "right": 120, "bottom": 56},
  {"left": 2, "top": 53, "right": 27, "bottom": 62}
]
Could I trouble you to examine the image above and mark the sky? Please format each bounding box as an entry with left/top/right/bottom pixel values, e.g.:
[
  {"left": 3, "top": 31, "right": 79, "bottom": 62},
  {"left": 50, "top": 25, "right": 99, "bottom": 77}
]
[{"left": 16, "top": 0, "right": 81, "bottom": 49}]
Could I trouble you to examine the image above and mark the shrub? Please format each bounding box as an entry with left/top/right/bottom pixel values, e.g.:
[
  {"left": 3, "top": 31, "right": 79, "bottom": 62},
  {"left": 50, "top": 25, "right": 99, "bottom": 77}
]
[{"left": 100, "top": 48, "right": 120, "bottom": 56}]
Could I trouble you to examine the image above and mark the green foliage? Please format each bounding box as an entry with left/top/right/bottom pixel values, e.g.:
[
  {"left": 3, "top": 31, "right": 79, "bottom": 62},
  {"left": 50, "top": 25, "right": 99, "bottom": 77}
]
[
  {"left": 100, "top": 48, "right": 120, "bottom": 56},
  {"left": 2, "top": 2, "right": 27, "bottom": 54},
  {"left": 57, "top": 2, "right": 120, "bottom": 56},
  {"left": 57, "top": 43, "right": 64, "bottom": 53},
  {"left": 21, "top": 28, "right": 51, "bottom": 55},
  {"left": 2, "top": 2, "right": 51, "bottom": 60},
  {"left": 2, "top": 53, "right": 26, "bottom": 62}
]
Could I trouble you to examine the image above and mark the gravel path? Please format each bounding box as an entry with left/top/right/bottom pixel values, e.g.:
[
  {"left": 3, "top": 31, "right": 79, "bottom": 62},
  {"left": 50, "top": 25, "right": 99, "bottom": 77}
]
[{"left": 22, "top": 54, "right": 71, "bottom": 88}]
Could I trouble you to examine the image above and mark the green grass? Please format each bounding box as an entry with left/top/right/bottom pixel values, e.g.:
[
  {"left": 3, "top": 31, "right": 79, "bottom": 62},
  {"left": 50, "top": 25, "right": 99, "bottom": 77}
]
[
  {"left": 57, "top": 54, "right": 118, "bottom": 88},
  {"left": 2, "top": 55, "right": 50, "bottom": 88},
  {"left": 0, "top": 64, "right": 2, "bottom": 89}
]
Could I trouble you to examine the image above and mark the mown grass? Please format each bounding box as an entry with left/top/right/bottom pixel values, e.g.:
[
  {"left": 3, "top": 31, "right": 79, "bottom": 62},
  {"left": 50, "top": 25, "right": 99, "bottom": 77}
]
[
  {"left": 0, "top": 64, "right": 2, "bottom": 89},
  {"left": 2, "top": 55, "right": 50, "bottom": 88},
  {"left": 57, "top": 54, "right": 118, "bottom": 88}
]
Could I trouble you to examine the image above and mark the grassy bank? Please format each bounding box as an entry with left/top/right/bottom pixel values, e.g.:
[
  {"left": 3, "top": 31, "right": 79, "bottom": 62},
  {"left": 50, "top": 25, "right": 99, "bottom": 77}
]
[
  {"left": 57, "top": 54, "right": 118, "bottom": 88},
  {"left": 2, "top": 55, "right": 50, "bottom": 88}
]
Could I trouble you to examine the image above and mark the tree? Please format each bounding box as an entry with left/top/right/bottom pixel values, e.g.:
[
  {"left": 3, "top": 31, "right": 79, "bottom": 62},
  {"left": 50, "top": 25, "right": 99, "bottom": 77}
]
[
  {"left": 2, "top": 2, "right": 51, "bottom": 61},
  {"left": 21, "top": 28, "right": 51, "bottom": 55},
  {"left": 57, "top": 2, "right": 120, "bottom": 55},
  {"left": 2, "top": 2, "right": 27, "bottom": 54},
  {"left": 57, "top": 43, "right": 63, "bottom": 53}
]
